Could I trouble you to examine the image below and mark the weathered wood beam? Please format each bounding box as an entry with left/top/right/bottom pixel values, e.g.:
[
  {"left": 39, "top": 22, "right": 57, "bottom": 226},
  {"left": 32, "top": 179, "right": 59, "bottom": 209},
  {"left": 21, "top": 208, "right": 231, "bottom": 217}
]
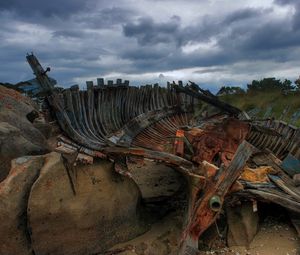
[
  {"left": 268, "top": 174, "right": 300, "bottom": 201},
  {"left": 252, "top": 152, "right": 300, "bottom": 198},
  {"left": 26, "top": 53, "right": 54, "bottom": 93},
  {"left": 102, "top": 146, "right": 195, "bottom": 176},
  {"left": 179, "top": 141, "right": 255, "bottom": 254},
  {"left": 237, "top": 189, "right": 300, "bottom": 213},
  {"left": 173, "top": 83, "right": 242, "bottom": 116}
]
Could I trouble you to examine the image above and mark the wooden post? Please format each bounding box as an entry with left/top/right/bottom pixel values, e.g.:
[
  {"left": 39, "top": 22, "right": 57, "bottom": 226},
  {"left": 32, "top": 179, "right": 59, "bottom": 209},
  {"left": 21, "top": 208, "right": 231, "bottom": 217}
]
[{"left": 26, "top": 53, "right": 55, "bottom": 93}]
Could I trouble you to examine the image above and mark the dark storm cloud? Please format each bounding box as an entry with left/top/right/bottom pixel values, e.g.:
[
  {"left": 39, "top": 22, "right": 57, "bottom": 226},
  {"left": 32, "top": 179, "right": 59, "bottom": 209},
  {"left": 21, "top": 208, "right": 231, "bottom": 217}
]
[
  {"left": 220, "top": 3, "right": 300, "bottom": 55},
  {"left": 224, "top": 8, "right": 271, "bottom": 24},
  {"left": 118, "top": 9, "right": 256, "bottom": 72},
  {"left": 120, "top": 43, "right": 233, "bottom": 74},
  {"left": 274, "top": 0, "right": 300, "bottom": 30},
  {"left": 274, "top": 0, "right": 297, "bottom": 5},
  {"left": 76, "top": 7, "right": 136, "bottom": 29},
  {"left": 52, "top": 30, "right": 85, "bottom": 39},
  {"left": 239, "top": 23, "right": 300, "bottom": 51},
  {"left": 122, "top": 7, "right": 270, "bottom": 48},
  {"left": 123, "top": 16, "right": 181, "bottom": 46},
  {"left": 1, "top": 0, "right": 300, "bottom": 87},
  {"left": 0, "top": 0, "right": 95, "bottom": 18},
  {"left": 193, "top": 67, "right": 227, "bottom": 74},
  {"left": 123, "top": 15, "right": 204, "bottom": 47},
  {"left": 119, "top": 4, "right": 300, "bottom": 75},
  {"left": 121, "top": 46, "right": 171, "bottom": 60}
]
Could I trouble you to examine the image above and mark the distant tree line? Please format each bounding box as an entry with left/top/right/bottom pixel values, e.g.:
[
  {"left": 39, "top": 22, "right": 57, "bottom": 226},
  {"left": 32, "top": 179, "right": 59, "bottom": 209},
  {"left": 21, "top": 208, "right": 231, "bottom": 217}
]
[
  {"left": 217, "top": 86, "right": 246, "bottom": 95},
  {"left": 217, "top": 77, "right": 300, "bottom": 95}
]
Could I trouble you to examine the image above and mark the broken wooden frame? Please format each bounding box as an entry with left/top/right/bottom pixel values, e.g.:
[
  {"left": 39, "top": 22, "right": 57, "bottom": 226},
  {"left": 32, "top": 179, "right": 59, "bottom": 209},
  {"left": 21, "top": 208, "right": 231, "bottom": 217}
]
[
  {"left": 26, "top": 53, "right": 300, "bottom": 254},
  {"left": 178, "top": 141, "right": 256, "bottom": 255}
]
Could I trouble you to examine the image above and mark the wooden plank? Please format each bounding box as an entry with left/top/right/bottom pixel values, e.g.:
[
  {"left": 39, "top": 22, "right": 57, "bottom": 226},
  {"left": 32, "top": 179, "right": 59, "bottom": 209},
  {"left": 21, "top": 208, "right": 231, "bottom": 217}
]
[
  {"left": 268, "top": 174, "right": 300, "bottom": 200},
  {"left": 244, "top": 189, "right": 300, "bottom": 213},
  {"left": 103, "top": 146, "right": 195, "bottom": 175},
  {"left": 252, "top": 152, "right": 300, "bottom": 199}
]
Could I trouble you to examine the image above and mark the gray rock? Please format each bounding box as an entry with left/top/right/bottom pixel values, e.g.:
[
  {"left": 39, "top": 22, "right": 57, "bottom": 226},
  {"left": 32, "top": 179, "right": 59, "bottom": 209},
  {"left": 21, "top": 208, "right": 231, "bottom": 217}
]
[
  {"left": 0, "top": 155, "right": 45, "bottom": 255},
  {"left": 28, "top": 152, "right": 147, "bottom": 255},
  {"left": 0, "top": 85, "right": 49, "bottom": 181},
  {"left": 0, "top": 121, "right": 48, "bottom": 181},
  {"left": 226, "top": 201, "right": 259, "bottom": 248}
]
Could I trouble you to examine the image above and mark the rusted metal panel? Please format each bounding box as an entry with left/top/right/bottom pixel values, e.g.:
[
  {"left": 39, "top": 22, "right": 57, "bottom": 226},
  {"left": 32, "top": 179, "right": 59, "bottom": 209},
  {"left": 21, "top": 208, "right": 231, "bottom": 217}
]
[
  {"left": 281, "top": 154, "right": 300, "bottom": 176},
  {"left": 185, "top": 118, "right": 250, "bottom": 166}
]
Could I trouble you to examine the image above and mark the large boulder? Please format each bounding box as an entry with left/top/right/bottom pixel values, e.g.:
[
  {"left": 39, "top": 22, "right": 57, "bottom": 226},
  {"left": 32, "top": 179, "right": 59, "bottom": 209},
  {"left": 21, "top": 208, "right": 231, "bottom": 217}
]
[
  {"left": 0, "top": 156, "right": 45, "bottom": 255},
  {"left": 28, "top": 152, "right": 147, "bottom": 255},
  {"left": 0, "top": 122, "right": 48, "bottom": 181},
  {"left": 129, "top": 160, "right": 182, "bottom": 199},
  {"left": 0, "top": 85, "right": 35, "bottom": 115},
  {"left": 0, "top": 85, "right": 48, "bottom": 181},
  {"left": 226, "top": 201, "right": 259, "bottom": 248}
]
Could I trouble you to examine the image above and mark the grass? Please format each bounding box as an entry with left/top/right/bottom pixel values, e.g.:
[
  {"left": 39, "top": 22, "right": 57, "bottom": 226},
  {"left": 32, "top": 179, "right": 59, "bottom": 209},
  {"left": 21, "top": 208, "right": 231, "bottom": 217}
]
[{"left": 219, "top": 90, "right": 300, "bottom": 127}]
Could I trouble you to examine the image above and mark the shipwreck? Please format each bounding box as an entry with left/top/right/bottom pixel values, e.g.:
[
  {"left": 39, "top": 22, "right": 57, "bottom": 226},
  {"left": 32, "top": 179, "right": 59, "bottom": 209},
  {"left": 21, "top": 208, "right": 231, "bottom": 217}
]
[{"left": 22, "top": 53, "right": 300, "bottom": 254}]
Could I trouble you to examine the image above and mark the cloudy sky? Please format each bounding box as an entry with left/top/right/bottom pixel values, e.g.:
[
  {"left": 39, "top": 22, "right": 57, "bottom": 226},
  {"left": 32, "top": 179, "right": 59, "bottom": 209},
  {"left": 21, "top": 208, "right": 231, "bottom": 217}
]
[{"left": 0, "top": 0, "right": 300, "bottom": 91}]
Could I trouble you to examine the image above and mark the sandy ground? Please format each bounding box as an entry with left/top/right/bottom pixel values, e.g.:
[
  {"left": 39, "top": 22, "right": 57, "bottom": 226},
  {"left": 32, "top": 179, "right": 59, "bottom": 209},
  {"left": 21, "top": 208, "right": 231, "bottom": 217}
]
[
  {"left": 108, "top": 211, "right": 299, "bottom": 255},
  {"left": 108, "top": 161, "right": 300, "bottom": 255},
  {"left": 228, "top": 216, "right": 300, "bottom": 255},
  {"left": 110, "top": 210, "right": 184, "bottom": 255},
  {"left": 106, "top": 160, "right": 185, "bottom": 254}
]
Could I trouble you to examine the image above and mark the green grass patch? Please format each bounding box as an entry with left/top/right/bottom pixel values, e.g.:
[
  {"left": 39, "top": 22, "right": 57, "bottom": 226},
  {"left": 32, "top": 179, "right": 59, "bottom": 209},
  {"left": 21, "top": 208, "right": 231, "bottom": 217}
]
[{"left": 219, "top": 90, "right": 300, "bottom": 126}]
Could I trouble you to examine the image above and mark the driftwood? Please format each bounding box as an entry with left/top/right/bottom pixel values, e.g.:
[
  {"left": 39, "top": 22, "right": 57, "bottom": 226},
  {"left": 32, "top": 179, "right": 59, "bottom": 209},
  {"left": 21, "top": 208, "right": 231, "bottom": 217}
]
[{"left": 231, "top": 151, "right": 300, "bottom": 227}]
